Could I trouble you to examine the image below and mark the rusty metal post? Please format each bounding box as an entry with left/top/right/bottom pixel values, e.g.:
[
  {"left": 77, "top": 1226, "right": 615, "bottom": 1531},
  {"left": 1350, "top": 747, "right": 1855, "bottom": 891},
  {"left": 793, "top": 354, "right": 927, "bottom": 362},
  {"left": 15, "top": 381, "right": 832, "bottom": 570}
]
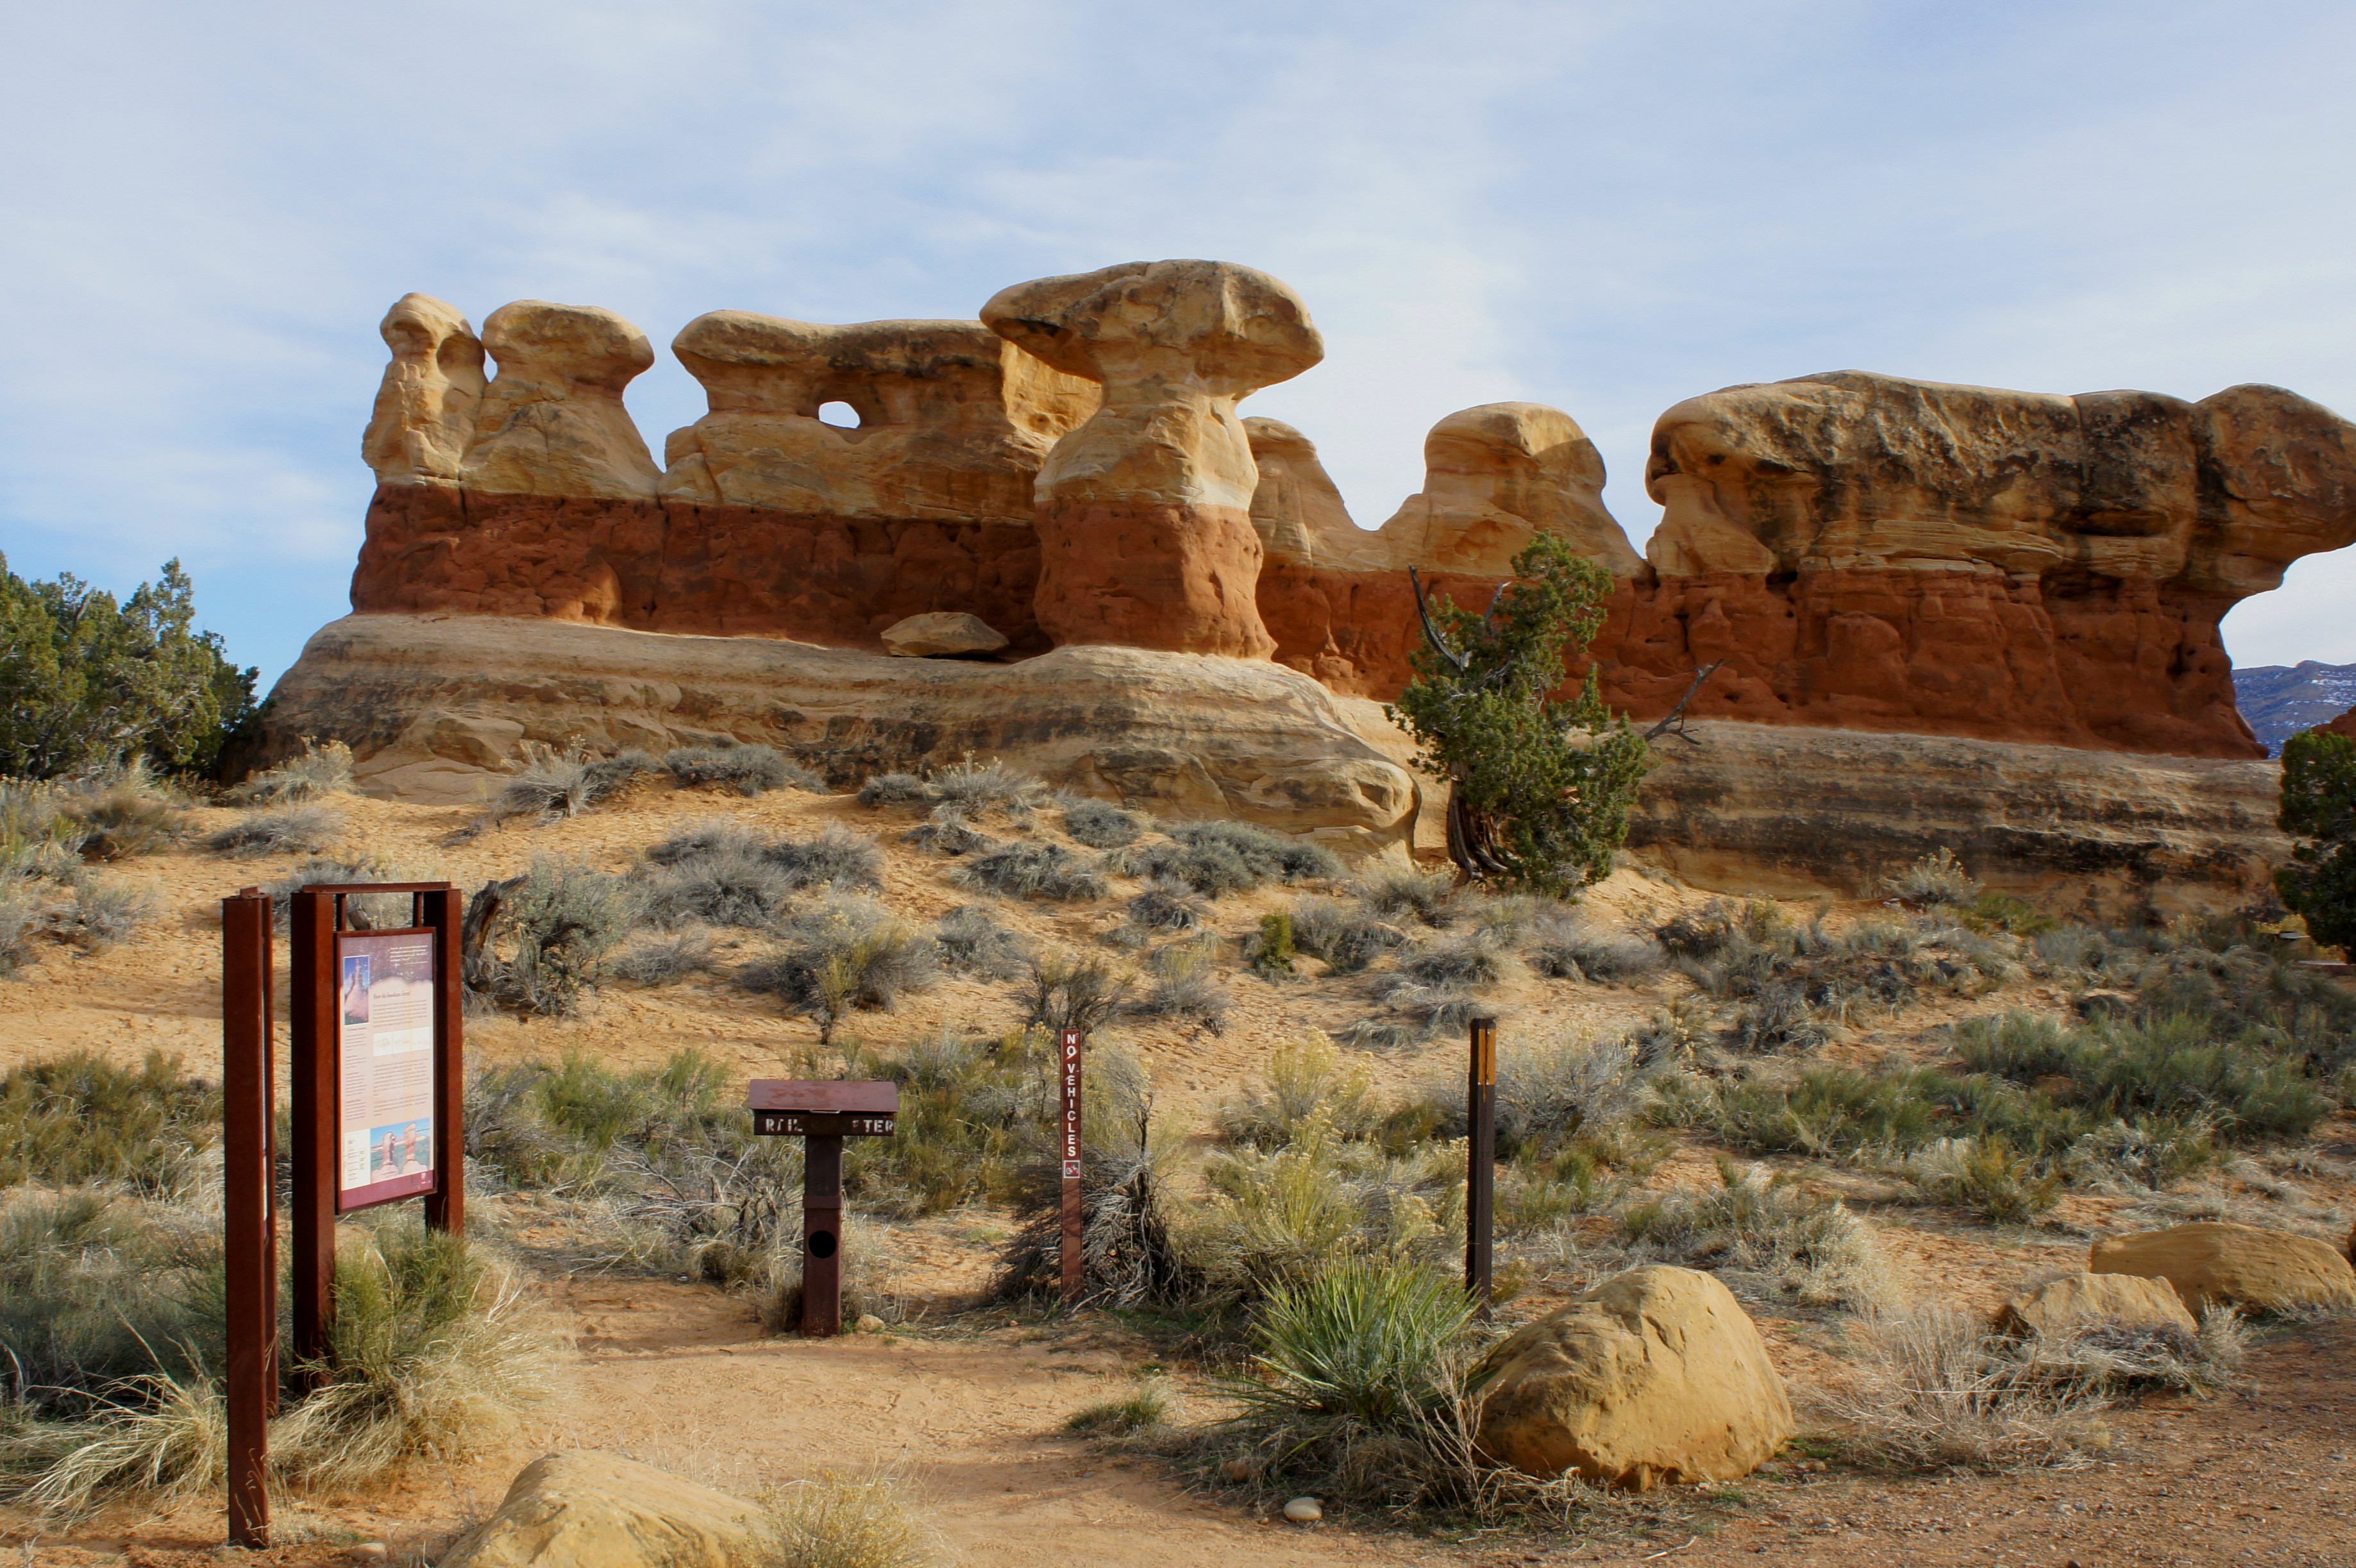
[
  {"left": 419, "top": 886, "right": 465, "bottom": 1236},
  {"left": 1059, "top": 1027, "right": 1084, "bottom": 1306},
  {"left": 221, "top": 889, "right": 274, "bottom": 1548},
  {"left": 801, "top": 1134, "right": 845, "bottom": 1336},
  {"left": 287, "top": 888, "right": 337, "bottom": 1387},
  {"left": 1467, "top": 1015, "right": 1497, "bottom": 1317}
]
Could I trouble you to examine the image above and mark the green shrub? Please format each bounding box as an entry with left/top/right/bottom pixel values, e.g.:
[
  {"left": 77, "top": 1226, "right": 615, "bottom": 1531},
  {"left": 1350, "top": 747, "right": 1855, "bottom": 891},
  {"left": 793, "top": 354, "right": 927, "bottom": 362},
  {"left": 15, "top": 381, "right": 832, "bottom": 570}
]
[
  {"left": 737, "top": 896, "right": 941, "bottom": 1035},
  {"left": 0, "top": 1050, "right": 219, "bottom": 1193},
  {"left": 1289, "top": 897, "right": 1404, "bottom": 975},
  {"left": 1061, "top": 798, "right": 1147, "bottom": 849},
  {"left": 1957, "top": 1011, "right": 2330, "bottom": 1145},
  {"left": 2277, "top": 728, "right": 2356, "bottom": 954},
  {"left": 465, "top": 859, "right": 640, "bottom": 1016},
  {"left": 1250, "top": 911, "right": 1297, "bottom": 977},
  {"left": 1353, "top": 867, "right": 1458, "bottom": 927},
  {"left": 1065, "top": 1378, "right": 1173, "bottom": 1436},
  {"left": 932, "top": 905, "right": 1031, "bottom": 977},
  {"left": 1219, "top": 1033, "right": 1382, "bottom": 1150},
  {"left": 1118, "top": 821, "right": 1343, "bottom": 898},
  {"left": 1386, "top": 533, "right": 1650, "bottom": 894},
  {"left": 953, "top": 841, "right": 1106, "bottom": 901},
  {"left": 1620, "top": 1163, "right": 1899, "bottom": 1311},
  {"left": 0, "top": 553, "right": 257, "bottom": 780}
]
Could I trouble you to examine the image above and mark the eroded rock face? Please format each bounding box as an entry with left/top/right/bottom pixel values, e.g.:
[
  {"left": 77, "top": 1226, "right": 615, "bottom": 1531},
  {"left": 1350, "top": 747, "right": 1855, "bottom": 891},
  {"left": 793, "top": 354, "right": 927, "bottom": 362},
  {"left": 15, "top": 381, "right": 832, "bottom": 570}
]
[
  {"left": 2091, "top": 1222, "right": 2356, "bottom": 1315},
  {"left": 1472, "top": 1266, "right": 1794, "bottom": 1490},
  {"left": 1373, "top": 402, "right": 1644, "bottom": 577},
  {"left": 437, "top": 1449, "right": 762, "bottom": 1568},
  {"left": 661, "top": 312, "right": 1095, "bottom": 521},
  {"left": 463, "top": 301, "right": 662, "bottom": 499},
  {"left": 361, "top": 293, "right": 484, "bottom": 483},
  {"left": 1994, "top": 1272, "right": 2200, "bottom": 1340},
  {"left": 1244, "top": 417, "right": 1368, "bottom": 568},
  {"left": 983, "top": 259, "right": 1322, "bottom": 657},
  {"left": 258, "top": 614, "right": 1419, "bottom": 854}
]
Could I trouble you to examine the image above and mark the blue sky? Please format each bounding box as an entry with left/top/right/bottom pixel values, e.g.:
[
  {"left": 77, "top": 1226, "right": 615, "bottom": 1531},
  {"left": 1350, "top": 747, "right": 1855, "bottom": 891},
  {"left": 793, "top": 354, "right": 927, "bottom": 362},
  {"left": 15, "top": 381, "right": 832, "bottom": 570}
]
[{"left": 3, "top": 0, "right": 2352, "bottom": 689}]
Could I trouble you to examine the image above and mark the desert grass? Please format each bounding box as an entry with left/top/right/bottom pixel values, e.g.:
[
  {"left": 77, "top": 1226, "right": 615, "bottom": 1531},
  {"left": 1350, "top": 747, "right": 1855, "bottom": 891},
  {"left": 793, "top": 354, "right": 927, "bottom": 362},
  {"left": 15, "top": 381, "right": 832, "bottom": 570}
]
[
  {"left": 753, "top": 1471, "right": 941, "bottom": 1568},
  {"left": 204, "top": 802, "right": 346, "bottom": 859},
  {"left": 663, "top": 743, "right": 821, "bottom": 797},
  {"left": 1620, "top": 1163, "right": 1901, "bottom": 1313},
  {"left": 227, "top": 738, "right": 354, "bottom": 805}
]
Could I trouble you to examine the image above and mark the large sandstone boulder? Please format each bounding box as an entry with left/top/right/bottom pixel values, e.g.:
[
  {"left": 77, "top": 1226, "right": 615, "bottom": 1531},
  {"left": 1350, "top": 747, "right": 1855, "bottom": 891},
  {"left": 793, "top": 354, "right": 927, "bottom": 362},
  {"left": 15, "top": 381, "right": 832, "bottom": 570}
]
[
  {"left": 437, "top": 1450, "right": 761, "bottom": 1568},
  {"left": 1372, "top": 402, "right": 1644, "bottom": 577},
  {"left": 983, "top": 258, "right": 1322, "bottom": 658},
  {"left": 2091, "top": 1222, "right": 2356, "bottom": 1315},
  {"left": 1472, "top": 1265, "right": 1794, "bottom": 1490},
  {"left": 363, "top": 293, "right": 484, "bottom": 484},
  {"left": 258, "top": 613, "right": 1418, "bottom": 854},
  {"left": 1994, "top": 1271, "right": 2199, "bottom": 1340}
]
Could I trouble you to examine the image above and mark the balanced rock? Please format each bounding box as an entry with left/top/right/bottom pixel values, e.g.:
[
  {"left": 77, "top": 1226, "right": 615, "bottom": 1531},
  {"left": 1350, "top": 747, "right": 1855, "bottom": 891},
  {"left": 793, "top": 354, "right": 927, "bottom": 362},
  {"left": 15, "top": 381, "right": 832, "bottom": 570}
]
[
  {"left": 881, "top": 611, "right": 1009, "bottom": 659},
  {"left": 437, "top": 1450, "right": 762, "bottom": 1568},
  {"left": 1994, "top": 1271, "right": 2199, "bottom": 1339},
  {"left": 983, "top": 258, "right": 1322, "bottom": 658},
  {"left": 2091, "top": 1222, "right": 2356, "bottom": 1315},
  {"left": 1472, "top": 1265, "right": 1794, "bottom": 1490}
]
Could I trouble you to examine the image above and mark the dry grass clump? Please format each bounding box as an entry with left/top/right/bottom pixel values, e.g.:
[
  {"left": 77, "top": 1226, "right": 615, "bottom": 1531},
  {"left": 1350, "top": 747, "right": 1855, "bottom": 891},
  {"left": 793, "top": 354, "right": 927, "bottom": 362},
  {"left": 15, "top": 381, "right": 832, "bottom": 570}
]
[
  {"left": 857, "top": 758, "right": 1046, "bottom": 819},
  {"left": 1125, "top": 879, "right": 1207, "bottom": 932},
  {"left": 1522, "top": 907, "right": 1664, "bottom": 983},
  {"left": 1354, "top": 866, "right": 1458, "bottom": 927},
  {"left": 1390, "top": 931, "right": 1514, "bottom": 991},
  {"left": 953, "top": 841, "right": 1106, "bottom": 902},
  {"left": 1065, "top": 1377, "right": 1174, "bottom": 1437},
  {"left": 53, "top": 763, "right": 186, "bottom": 861},
  {"left": 605, "top": 927, "right": 716, "bottom": 986},
  {"left": 1880, "top": 846, "right": 1980, "bottom": 910},
  {"left": 901, "top": 805, "right": 995, "bottom": 858},
  {"left": 932, "top": 905, "right": 1032, "bottom": 978},
  {"left": 753, "top": 1471, "right": 941, "bottom": 1568},
  {"left": 1621, "top": 1163, "right": 1900, "bottom": 1313},
  {"left": 492, "top": 747, "right": 657, "bottom": 822},
  {"left": 1218, "top": 1033, "right": 1381, "bottom": 1151},
  {"left": 1129, "top": 938, "right": 1231, "bottom": 1036},
  {"left": 639, "top": 823, "right": 884, "bottom": 927},
  {"left": 227, "top": 738, "right": 353, "bottom": 805},
  {"left": 0, "top": 779, "right": 88, "bottom": 882},
  {"left": 1289, "top": 897, "right": 1405, "bottom": 975},
  {"left": 1061, "top": 797, "right": 1147, "bottom": 849},
  {"left": 662, "top": 743, "right": 820, "bottom": 797},
  {"left": 204, "top": 802, "right": 345, "bottom": 859},
  {"left": 1817, "top": 1302, "right": 2246, "bottom": 1472},
  {"left": 1018, "top": 951, "right": 1134, "bottom": 1034},
  {"left": 738, "top": 895, "right": 941, "bottom": 1038},
  {"left": 465, "top": 858, "right": 641, "bottom": 1016},
  {"left": 1116, "top": 820, "right": 1343, "bottom": 898}
]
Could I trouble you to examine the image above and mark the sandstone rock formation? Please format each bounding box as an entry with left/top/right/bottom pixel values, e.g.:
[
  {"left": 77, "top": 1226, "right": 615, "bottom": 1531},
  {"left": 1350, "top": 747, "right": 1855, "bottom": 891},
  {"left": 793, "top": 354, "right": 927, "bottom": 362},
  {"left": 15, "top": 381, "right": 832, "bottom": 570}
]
[
  {"left": 1994, "top": 1272, "right": 2200, "bottom": 1340},
  {"left": 437, "top": 1450, "right": 762, "bottom": 1568},
  {"left": 1472, "top": 1265, "right": 1794, "bottom": 1490},
  {"left": 361, "top": 293, "right": 484, "bottom": 483},
  {"left": 982, "top": 259, "right": 1322, "bottom": 657},
  {"left": 2091, "top": 1222, "right": 2356, "bottom": 1315},
  {"left": 1371, "top": 402, "right": 1643, "bottom": 577},
  {"left": 465, "top": 301, "right": 662, "bottom": 499},
  {"left": 882, "top": 611, "right": 1008, "bottom": 658},
  {"left": 660, "top": 312, "right": 1095, "bottom": 521},
  {"left": 1244, "top": 417, "right": 1369, "bottom": 567},
  {"left": 261, "top": 613, "right": 1418, "bottom": 853}
]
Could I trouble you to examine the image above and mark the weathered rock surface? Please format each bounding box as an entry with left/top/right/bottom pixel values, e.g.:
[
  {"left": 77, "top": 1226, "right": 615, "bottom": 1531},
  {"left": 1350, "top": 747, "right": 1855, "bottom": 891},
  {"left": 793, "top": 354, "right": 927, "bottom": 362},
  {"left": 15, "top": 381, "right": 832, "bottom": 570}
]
[
  {"left": 1472, "top": 1266, "right": 1793, "bottom": 1490},
  {"left": 1626, "top": 720, "right": 2287, "bottom": 916},
  {"left": 1371, "top": 402, "right": 1644, "bottom": 577},
  {"left": 436, "top": 1450, "right": 761, "bottom": 1568},
  {"left": 881, "top": 611, "right": 1008, "bottom": 658},
  {"left": 258, "top": 613, "right": 1418, "bottom": 853},
  {"left": 2091, "top": 1222, "right": 2356, "bottom": 1315},
  {"left": 1994, "top": 1272, "right": 2200, "bottom": 1340},
  {"left": 1244, "top": 417, "right": 1368, "bottom": 567},
  {"left": 659, "top": 312, "right": 1095, "bottom": 522},
  {"left": 464, "top": 301, "right": 662, "bottom": 499},
  {"left": 363, "top": 293, "right": 485, "bottom": 484},
  {"left": 983, "top": 259, "right": 1321, "bottom": 657}
]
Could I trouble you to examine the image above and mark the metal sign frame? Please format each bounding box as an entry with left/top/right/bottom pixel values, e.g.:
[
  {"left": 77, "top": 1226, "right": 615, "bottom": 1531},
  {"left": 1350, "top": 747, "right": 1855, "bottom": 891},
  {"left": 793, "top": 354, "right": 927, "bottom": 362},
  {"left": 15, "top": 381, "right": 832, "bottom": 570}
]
[{"left": 748, "top": 1079, "right": 900, "bottom": 1336}]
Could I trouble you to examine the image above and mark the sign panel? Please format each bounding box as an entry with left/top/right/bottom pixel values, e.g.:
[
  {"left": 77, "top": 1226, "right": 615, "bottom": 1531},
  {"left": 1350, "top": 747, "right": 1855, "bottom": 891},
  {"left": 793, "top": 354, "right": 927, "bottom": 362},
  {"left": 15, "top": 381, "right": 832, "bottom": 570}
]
[
  {"left": 1059, "top": 1031, "right": 1082, "bottom": 1180},
  {"left": 752, "top": 1110, "right": 898, "bottom": 1138},
  {"left": 335, "top": 928, "right": 439, "bottom": 1211},
  {"left": 748, "top": 1079, "right": 901, "bottom": 1115}
]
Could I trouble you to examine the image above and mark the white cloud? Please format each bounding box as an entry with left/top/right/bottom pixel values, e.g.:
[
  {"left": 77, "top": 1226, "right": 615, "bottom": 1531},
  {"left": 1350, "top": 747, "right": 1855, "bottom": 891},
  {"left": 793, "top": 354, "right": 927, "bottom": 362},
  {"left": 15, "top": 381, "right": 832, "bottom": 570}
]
[{"left": 2, "top": 0, "right": 2352, "bottom": 686}]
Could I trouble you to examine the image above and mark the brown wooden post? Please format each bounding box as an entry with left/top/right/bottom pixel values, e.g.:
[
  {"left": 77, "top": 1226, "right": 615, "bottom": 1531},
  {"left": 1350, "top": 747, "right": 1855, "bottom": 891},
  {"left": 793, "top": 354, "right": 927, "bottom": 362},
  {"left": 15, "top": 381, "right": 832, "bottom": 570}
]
[
  {"left": 287, "top": 887, "right": 338, "bottom": 1387},
  {"left": 419, "top": 886, "right": 465, "bottom": 1236},
  {"left": 801, "top": 1134, "right": 845, "bottom": 1336},
  {"left": 1466, "top": 1015, "right": 1497, "bottom": 1317},
  {"left": 1059, "top": 1027, "right": 1084, "bottom": 1306},
  {"left": 221, "top": 888, "right": 274, "bottom": 1549}
]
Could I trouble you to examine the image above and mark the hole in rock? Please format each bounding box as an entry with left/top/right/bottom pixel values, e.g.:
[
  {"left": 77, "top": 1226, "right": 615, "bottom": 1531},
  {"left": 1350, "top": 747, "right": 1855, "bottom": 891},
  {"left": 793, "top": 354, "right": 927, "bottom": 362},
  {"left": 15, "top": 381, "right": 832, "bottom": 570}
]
[{"left": 817, "top": 401, "right": 861, "bottom": 429}]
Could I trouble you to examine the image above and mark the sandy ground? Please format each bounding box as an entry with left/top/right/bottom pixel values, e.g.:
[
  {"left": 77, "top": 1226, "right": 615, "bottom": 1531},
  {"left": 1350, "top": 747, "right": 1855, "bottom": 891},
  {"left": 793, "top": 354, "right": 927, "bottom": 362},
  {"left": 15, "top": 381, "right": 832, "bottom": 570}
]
[{"left": 6, "top": 779, "right": 2356, "bottom": 1565}]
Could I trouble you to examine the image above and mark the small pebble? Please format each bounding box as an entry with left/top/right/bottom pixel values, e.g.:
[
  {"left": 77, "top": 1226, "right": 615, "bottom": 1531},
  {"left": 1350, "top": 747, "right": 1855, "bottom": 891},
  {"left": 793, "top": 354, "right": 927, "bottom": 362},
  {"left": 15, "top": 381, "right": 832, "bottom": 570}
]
[
  {"left": 855, "top": 1313, "right": 887, "bottom": 1333},
  {"left": 1283, "top": 1496, "right": 1322, "bottom": 1524}
]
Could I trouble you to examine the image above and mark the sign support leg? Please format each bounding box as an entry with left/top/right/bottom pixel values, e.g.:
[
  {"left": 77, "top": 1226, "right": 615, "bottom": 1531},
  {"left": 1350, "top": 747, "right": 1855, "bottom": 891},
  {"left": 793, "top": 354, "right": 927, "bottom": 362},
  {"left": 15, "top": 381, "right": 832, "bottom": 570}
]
[
  {"left": 420, "top": 887, "right": 465, "bottom": 1238},
  {"left": 222, "top": 890, "right": 274, "bottom": 1549},
  {"left": 1467, "top": 1015, "right": 1497, "bottom": 1318},
  {"left": 288, "top": 889, "right": 337, "bottom": 1390},
  {"left": 802, "top": 1134, "right": 845, "bottom": 1337}
]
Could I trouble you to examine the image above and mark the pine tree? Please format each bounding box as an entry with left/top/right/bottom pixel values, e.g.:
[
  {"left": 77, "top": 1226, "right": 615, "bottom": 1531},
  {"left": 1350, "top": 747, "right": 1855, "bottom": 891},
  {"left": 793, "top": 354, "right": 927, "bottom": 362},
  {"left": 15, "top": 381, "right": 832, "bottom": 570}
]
[
  {"left": 2278, "top": 727, "right": 2356, "bottom": 955},
  {"left": 1385, "top": 534, "right": 1652, "bottom": 895}
]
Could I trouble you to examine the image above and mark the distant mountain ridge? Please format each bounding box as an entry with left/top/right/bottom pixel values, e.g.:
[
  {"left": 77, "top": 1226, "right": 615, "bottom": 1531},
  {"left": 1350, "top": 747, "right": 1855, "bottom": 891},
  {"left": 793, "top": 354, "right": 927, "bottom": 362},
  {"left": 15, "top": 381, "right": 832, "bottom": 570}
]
[{"left": 2234, "top": 661, "right": 2356, "bottom": 755}]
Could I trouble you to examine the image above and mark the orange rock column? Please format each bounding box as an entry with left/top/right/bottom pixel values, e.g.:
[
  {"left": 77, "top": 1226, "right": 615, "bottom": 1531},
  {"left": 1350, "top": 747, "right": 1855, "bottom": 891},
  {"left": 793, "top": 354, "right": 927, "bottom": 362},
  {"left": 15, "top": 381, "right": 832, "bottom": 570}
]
[{"left": 982, "top": 260, "right": 1323, "bottom": 658}]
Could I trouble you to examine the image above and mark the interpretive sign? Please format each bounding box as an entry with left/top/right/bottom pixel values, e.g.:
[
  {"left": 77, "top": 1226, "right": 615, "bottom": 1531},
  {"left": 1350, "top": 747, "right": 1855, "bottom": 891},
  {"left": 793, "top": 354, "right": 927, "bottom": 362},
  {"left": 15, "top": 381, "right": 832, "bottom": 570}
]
[
  {"left": 335, "top": 928, "right": 440, "bottom": 1210},
  {"left": 748, "top": 1079, "right": 900, "bottom": 1336}
]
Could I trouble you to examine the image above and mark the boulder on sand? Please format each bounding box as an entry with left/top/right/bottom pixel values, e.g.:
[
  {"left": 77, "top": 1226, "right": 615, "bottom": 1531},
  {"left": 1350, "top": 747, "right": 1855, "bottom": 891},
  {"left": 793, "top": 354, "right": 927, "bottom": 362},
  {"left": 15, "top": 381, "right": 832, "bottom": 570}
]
[
  {"left": 1471, "top": 1265, "right": 1794, "bottom": 1491},
  {"left": 1994, "top": 1271, "right": 2200, "bottom": 1340},
  {"left": 2090, "top": 1222, "right": 2356, "bottom": 1315},
  {"left": 882, "top": 611, "right": 1010, "bottom": 658},
  {"left": 437, "top": 1449, "right": 762, "bottom": 1568}
]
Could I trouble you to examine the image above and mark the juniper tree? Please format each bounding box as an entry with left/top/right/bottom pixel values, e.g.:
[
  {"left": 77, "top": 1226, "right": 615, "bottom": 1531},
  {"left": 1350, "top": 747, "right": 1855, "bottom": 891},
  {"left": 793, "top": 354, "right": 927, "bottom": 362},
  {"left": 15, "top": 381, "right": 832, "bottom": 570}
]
[
  {"left": 2278, "top": 727, "right": 2356, "bottom": 954},
  {"left": 1385, "top": 533, "right": 1653, "bottom": 895}
]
